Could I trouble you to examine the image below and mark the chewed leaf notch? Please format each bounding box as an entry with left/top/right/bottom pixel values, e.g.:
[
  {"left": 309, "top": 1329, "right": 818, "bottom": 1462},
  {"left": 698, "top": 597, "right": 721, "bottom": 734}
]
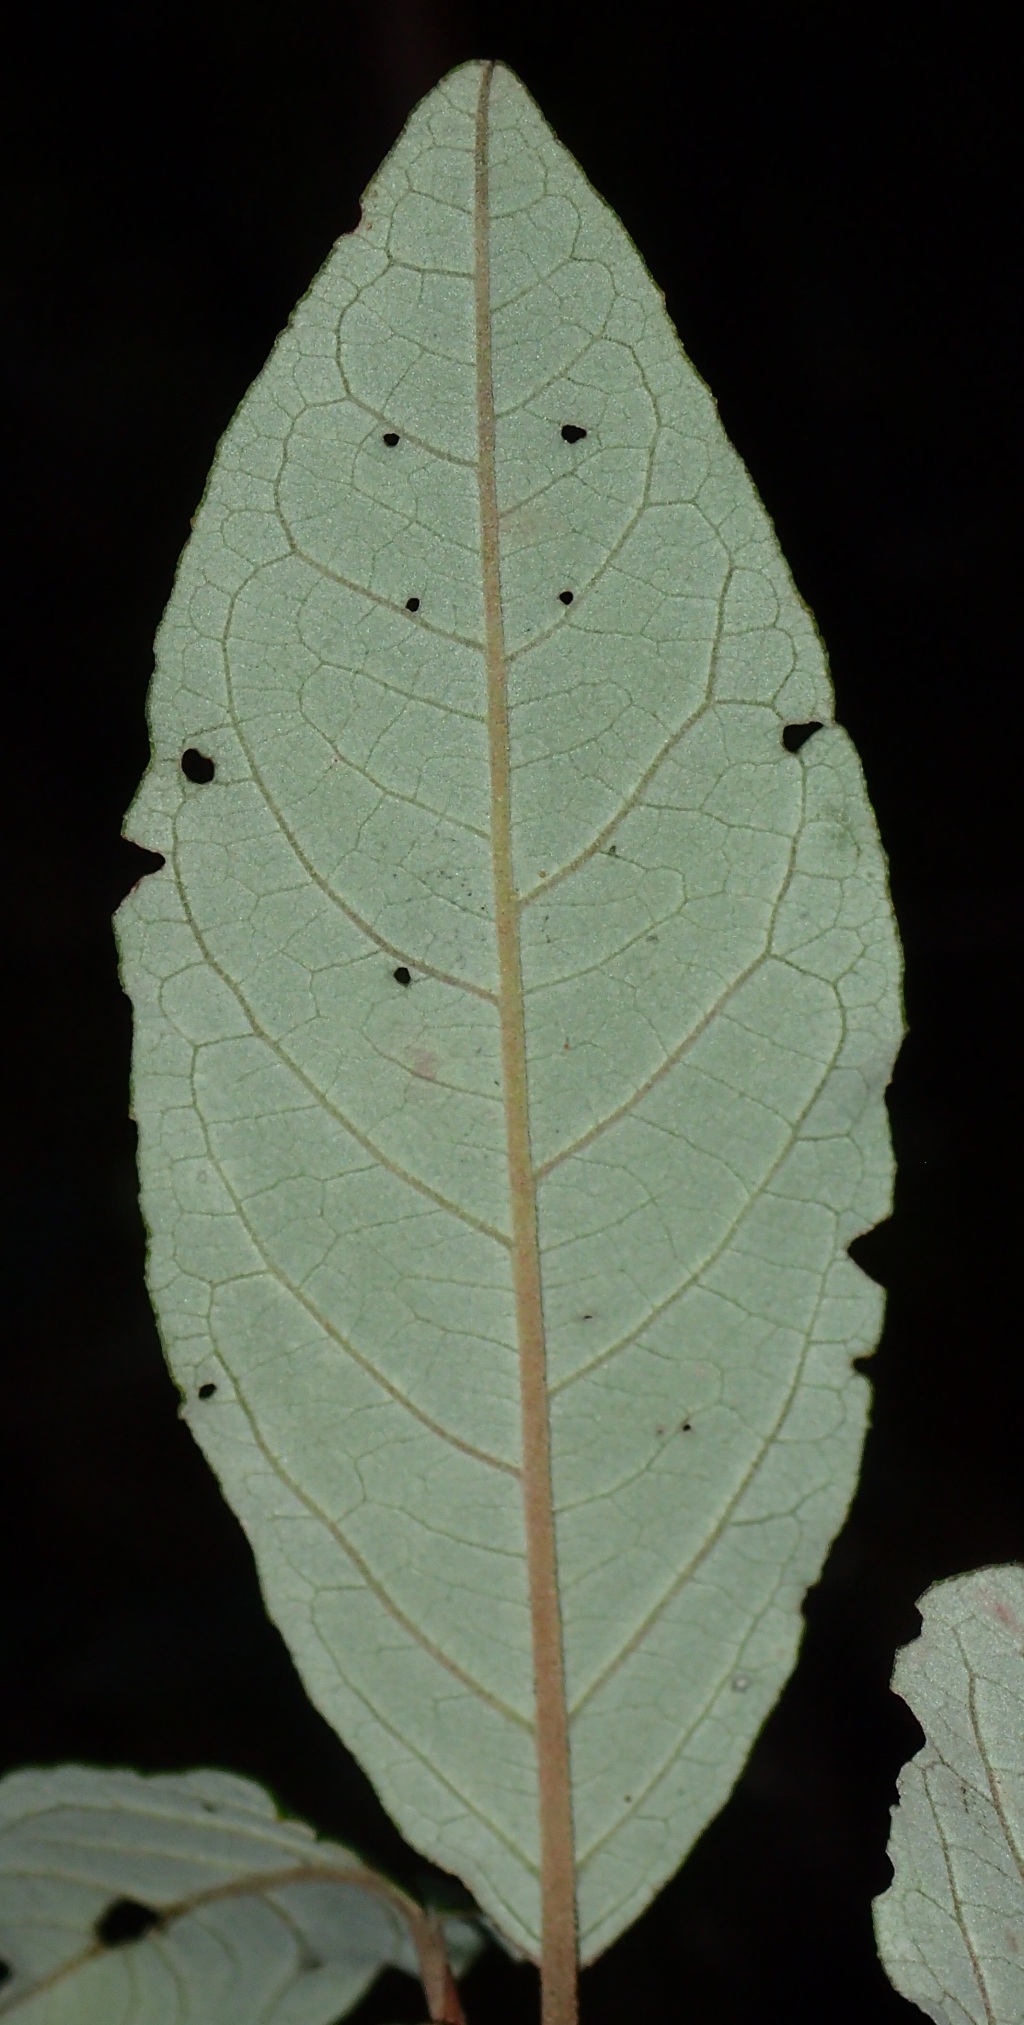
[{"left": 117, "top": 57, "right": 903, "bottom": 1982}]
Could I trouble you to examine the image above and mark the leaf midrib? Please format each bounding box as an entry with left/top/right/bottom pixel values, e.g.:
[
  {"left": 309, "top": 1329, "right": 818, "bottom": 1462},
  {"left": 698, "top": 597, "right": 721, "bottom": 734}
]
[{"left": 472, "top": 60, "right": 578, "bottom": 1998}]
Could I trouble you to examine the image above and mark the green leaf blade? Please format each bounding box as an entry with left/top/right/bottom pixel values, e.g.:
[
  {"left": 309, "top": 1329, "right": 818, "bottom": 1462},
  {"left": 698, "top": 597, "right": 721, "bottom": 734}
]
[
  {"left": 0, "top": 1766, "right": 475, "bottom": 2022},
  {"left": 874, "top": 1566, "right": 1024, "bottom": 2025},
  {"left": 118, "top": 58, "right": 902, "bottom": 1965}
]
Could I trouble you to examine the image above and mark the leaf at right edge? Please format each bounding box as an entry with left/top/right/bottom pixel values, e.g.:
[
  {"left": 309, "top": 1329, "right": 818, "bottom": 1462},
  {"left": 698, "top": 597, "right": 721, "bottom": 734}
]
[
  {"left": 873, "top": 1566, "right": 1024, "bottom": 2025},
  {"left": 116, "top": 59, "right": 904, "bottom": 1965}
]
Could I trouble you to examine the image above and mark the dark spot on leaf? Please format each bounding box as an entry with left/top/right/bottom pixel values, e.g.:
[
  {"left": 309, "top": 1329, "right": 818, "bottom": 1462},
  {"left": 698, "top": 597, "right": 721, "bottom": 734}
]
[
  {"left": 0, "top": 1961, "right": 10, "bottom": 1989},
  {"left": 581, "top": 1312, "right": 594, "bottom": 1321},
  {"left": 393, "top": 966, "right": 412, "bottom": 986},
  {"left": 607, "top": 844, "right": 617, "bottom": 856},
  {"left": 405, "top": 597, "right": 420, "bottom": 611},
  {"left": 96, "top": 1899, "right": 162, "bottom": 1946},
  {"left": 561, "top": 424, "right": 587, "bottom": 443},
  {"left": 681, "top": 1420, "right": 692, "bottom": 1432},
  {"left": 782, "top": 721, "right": 824, "bottom": 754},
  {"left": 559, "top": 590, "right": 574, "bottom": 605},
  {"left": 382, "top": 431, "right": 400, "bottom": 446},
  {"left": 181, "top": 748, "right": 215, "bottom": 783},
  {"left": 198, "top": 1382, "right": 217, "bottom": 1400}
]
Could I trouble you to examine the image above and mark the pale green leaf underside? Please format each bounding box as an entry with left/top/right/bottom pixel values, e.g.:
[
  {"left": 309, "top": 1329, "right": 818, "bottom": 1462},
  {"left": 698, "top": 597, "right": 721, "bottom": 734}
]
[
  {"left": 0, "top": 1765, "right": 477, "bottom": 2022},
  {"left": 117, "top": 59, "right": 902, "bottom": 1960},
  {"left": 874, "top": 1567, "right": 1024, "bottom": 2025}
]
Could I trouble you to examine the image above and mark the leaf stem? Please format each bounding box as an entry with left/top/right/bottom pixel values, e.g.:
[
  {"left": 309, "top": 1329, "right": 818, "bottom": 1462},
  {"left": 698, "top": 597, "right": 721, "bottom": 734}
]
[{"left": 409, "top": 1906, "right": 469, "bottom": 2024}]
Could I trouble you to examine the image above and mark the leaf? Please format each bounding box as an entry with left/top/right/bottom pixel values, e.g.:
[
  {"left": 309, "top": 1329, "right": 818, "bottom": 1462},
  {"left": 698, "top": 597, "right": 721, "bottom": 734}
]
[
  {"left": 0, "top": 1764, "right": 479, "bottom": 2022},
  {"left": 873, "top": 1566, "right": 1024, "bottom": 2025},
  {"left": 116, "top": 57, "right": 903, "bottom": 1969}
]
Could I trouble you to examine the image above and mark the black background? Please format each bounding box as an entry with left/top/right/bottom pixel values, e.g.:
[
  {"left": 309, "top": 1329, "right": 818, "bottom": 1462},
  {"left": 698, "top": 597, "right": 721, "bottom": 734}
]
[{"left": 3, "top": 3, "right": 1020, "bottom": 2020}]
